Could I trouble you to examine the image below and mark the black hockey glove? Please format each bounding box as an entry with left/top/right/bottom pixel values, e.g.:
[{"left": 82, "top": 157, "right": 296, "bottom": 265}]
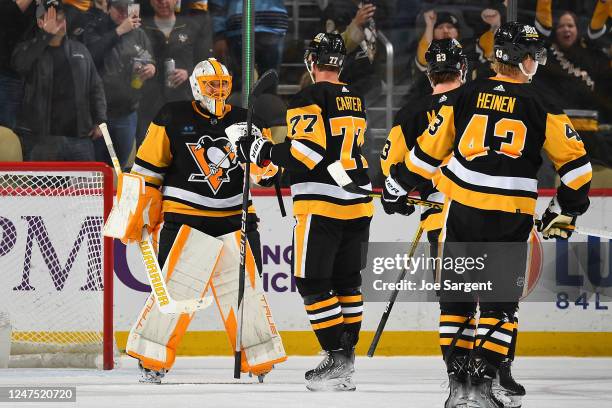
[
  {"left": 236, "top": 136, "right": 273, "bottom": 167},
  {"left": 381, "top": 174, "right": 415, "bottom": 216},
  {"left": 537, "top": 196, "right": 577, "bottom": 239}
]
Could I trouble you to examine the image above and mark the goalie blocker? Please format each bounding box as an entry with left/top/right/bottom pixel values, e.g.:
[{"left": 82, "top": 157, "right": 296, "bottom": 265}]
[{"left": 126, "top": 224, "right": 286, "bottom": 376}]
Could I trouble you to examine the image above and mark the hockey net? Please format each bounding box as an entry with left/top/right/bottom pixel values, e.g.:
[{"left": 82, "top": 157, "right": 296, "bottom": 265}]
[{"left": 0, "top": 162, "right": 114, "bottom": 369}]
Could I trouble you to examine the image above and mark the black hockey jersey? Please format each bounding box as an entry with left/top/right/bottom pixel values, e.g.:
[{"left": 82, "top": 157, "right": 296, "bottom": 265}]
[
  {"left": 406, "top": 77, "right": 591, "bottom": 216},
  {"left": 381, "top": 87, "right": 461, "bottom": 178},
  {"left": 269, "top": 81, "right": 373, "bottom": 219},
  {"left": 132, "top": 101, "right": 274, "bottom": 220},
  {"left": 381, "top": 88, "right": 461, "bottom": 230}
]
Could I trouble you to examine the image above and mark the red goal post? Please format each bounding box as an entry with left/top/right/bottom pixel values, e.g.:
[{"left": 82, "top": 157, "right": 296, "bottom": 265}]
[{"left": 0, "top": 162, "right": 114, "bottom": 369}]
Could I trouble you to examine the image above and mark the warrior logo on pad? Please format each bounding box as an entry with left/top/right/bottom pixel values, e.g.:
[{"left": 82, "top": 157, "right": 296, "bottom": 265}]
[{"left": 186, "top": 135, "right": 238, "bottom": 194}]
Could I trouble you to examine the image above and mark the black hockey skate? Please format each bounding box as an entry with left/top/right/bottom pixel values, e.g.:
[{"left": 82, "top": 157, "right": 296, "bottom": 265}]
[
  {"left": 466, "top": 356, "right": 504, "bottom": 408},
  {"left": 445, "top": 355, "right": 469, "bottom": 408},
  {"left": 305, "top": 349, "right": 355, "bottom": 391},
  {"left": 138, "top": 361, "right": 167, "bottom": 384},
  {"left": 492, "top": 360, "right": 525, "bottom": 408}
]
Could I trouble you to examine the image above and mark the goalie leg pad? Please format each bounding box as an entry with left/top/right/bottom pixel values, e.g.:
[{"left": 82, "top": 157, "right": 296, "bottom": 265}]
[
  {"left": 211, "top": 231, "right": 287, "bottom": 375},
  {"left": 126, "top": 225, "right": 223, "bottom": 370}
]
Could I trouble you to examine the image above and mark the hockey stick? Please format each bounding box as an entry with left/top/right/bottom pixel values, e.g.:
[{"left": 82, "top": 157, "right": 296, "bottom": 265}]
[
  {"left": 327, "top": 161, "right": 612, "bottom": 239},
  {"left": 234, "top": 70, "right": 279, "bottom": 379},
  {"left": 368, "top": 225, "right": 424, "bottom": 357},
  {"left": 100, "top": 123, "right": 213, "bottom": 315}
]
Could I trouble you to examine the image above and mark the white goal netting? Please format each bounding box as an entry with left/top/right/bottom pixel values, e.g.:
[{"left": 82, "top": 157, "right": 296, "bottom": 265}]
[{"left": 0, "top": 164, "right": 114, "bottom": 368}]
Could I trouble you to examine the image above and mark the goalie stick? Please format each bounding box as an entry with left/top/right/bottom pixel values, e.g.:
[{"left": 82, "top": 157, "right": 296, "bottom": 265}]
[
  {"left": 100, "top": 123, "right": 213, "bottom": 315},
  {"left": 327, "top": 161, "right": 612, "bottom": 240},
  {"left": 235, "top": 69, "right": 280, "bottom": 379}
]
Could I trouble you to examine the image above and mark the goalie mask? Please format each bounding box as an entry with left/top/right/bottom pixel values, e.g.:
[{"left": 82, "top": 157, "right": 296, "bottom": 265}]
[
  {"left": 425, "top": 38, "right": 468, "bottom": 85},
  {"left": 494, "top": 21, "right": 547, "bottom": 80},
  {"left": 190, "top": 58, "right": 232, "bottom": 116},
  {"left": 304, "top": 32, "right": 346, "bottom": 83}
]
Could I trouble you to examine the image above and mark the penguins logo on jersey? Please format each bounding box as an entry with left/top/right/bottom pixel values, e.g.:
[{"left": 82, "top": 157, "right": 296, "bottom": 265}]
[{"left": 186, "top": 135, "right": 238, "bottom": 193}]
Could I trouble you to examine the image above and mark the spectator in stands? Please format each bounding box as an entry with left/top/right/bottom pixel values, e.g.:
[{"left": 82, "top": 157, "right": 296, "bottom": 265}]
[
  {"left": 534, "top": 9, "right": 612, "bottom": 186},
  {"left": 414, "top": 10, "right": 460, "bottom": 72},
  {"left": 63, "top": 0, "right": 95, "bottom": 40},
  {"left": 85, "top": 0, "right": 155, "bottom": 170},
  {"left": 11, "top": 0, "right": 107, "bottom": 161},
  {"left": 0, "top": 0, "right": 36, "bottom": 130},
  {"left": 322, "top": 1, "right": 379, "bottom": 99},
  {"left": 210, "top": 0, "right": 288, "bottom": 93},
  {"left": 136, "top": 0, "right": 212, "bottom": 146}
]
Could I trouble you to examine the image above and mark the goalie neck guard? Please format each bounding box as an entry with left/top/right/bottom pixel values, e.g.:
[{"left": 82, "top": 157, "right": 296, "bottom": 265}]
[
  {"left": 425, "top": 38, "right": 468, "bottom": 83},
  {"left": 304, "top": 32, "right": 346, "bottom": 83},
  {"left": 190, "top": 58, "right": 232, "bottom": 117}
]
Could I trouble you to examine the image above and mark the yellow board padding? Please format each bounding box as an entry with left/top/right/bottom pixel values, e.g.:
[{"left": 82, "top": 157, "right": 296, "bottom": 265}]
[{"left": 115, "top": 331, "right": 612, "bottom": 357}]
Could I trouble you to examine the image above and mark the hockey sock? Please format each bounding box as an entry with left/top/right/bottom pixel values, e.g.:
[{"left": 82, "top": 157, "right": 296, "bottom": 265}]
[
  {"left": 303, "top": 291, "right": 344, "bottom": 351},
  {"left": 337, "top": 288, "right": 363, "bottom": 347},
  {"left": 439, "top": 313, "right": 476, "bottom": 371},
  {"left": 507, "top": 314, "right": 519, "bottom": 362},
  {"left": 475, "top": 311, "right": 517, "bottom": 367}
]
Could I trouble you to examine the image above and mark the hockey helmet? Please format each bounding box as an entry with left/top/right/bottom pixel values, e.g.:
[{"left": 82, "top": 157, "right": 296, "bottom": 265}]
[
  {"left": 425, "top": 38, "right": 468, "bottom": 83},
  {"left": 190, "top": 58, "right": 232, "bottom": 116},
  {"left": 494, "top": 22, "right": 546, "bottom": 78},
  {"left": 304, "top": 32, "right": 346, "bottom": 82}
]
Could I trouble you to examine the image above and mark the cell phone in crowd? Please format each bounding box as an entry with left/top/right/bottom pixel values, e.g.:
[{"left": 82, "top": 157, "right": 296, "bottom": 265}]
[
  {"left": 362, "top": 0, "right": 376, "bottom": 5},
  {"left": 128, "top": 3, "right": 140, "bottom": 17}
]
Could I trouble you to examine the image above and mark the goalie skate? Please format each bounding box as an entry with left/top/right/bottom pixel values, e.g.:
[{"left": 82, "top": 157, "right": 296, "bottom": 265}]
[
  {"left": 138, "top": 361, "right": 167, "bottom": 384},
  {"left": 305, "top": 350, "right": 355, "bottom": 392},
  {"left": 466, "top": 357, "right": 504, "bottom": 408}
]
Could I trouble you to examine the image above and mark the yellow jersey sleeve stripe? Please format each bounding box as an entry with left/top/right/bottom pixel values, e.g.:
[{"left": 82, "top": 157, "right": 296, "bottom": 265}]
[
  {"left": 286, "top": 104, "right": 326, "bottom": 149},
  {"left": 380, "top": 125, "right": 409, "bottom": 177},
  {"left": 535, "top": 0, "right": 553, "bottom": 36},
  {"left": 407, "top": 148, "right": 438, "bottom": 179},
  {"left": 136, "top": 123, "right": 173, "bottom": 171},
  {"left": 563, "top": 167, "right": 592, "bottom": 190}
]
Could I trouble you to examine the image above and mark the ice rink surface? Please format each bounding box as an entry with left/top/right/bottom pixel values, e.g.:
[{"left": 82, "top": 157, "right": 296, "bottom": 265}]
[{"left": 0, "top": 356, "right": 610, "bottom": 408}]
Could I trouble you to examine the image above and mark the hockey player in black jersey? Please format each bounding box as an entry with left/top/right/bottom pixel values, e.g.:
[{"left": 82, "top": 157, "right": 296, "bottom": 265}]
[
  {"left": 382, "top": 22, "right": 591, "bottom": 408},
  {"left": 236, "top": 33, "right": 372, "bottom": 391},
  {"left": 381, "top": 38, "right": 466, "bottom": 245}
]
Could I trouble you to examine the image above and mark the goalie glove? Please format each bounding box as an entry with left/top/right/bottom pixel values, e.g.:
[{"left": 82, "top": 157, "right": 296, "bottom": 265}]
[
  {"left": 381, "top": 165, "right": 415, "bottom": 216},
  {"left": 537, "top": 196, "right": 577, "bottom": 239}
]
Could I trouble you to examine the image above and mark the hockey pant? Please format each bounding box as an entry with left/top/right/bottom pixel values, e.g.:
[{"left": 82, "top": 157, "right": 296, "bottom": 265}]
[{"left": 126, "top": 224, "right": 286, "bottom": 374}]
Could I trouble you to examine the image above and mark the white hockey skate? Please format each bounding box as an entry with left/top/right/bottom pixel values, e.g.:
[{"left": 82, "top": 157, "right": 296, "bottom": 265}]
[
  {"left": 138, "top": 361, "right": 167, "bottom": 384},
  {"left": 305, "top": 349, "right": 355, "bottom": 391}
]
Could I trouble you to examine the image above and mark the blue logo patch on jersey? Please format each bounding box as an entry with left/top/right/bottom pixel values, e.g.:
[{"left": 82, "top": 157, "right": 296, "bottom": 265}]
[{"left": 182, "top": 125, "right": 196, "bottom": 135}]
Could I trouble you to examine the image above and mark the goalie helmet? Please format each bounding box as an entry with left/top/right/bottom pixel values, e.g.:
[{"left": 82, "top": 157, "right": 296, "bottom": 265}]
[
  {"left": 190, "top": 58, "right": 232, "bottom": 117},
  {"left": 304, "top": 32, "right": 346, "bottom": 82},
  {"left": 425, "top": 38, "right": 468, "bottom": 83},
  {"left": 494, "top": 22, "right": 546, "bottom": 78}
]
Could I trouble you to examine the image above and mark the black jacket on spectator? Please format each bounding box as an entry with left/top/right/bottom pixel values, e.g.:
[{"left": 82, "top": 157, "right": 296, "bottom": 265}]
[
  {"left": 0, "top": 0, "right": 36, "bottom": 78},
  {"left": 85, "top": 15, "right": 155, "bottom": 117},
  {"left": 139, "top": 15, "right": 211, "bottom": 119},
  {"left": 11, "top": 30, "right": 107, "bottom": 140}
]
